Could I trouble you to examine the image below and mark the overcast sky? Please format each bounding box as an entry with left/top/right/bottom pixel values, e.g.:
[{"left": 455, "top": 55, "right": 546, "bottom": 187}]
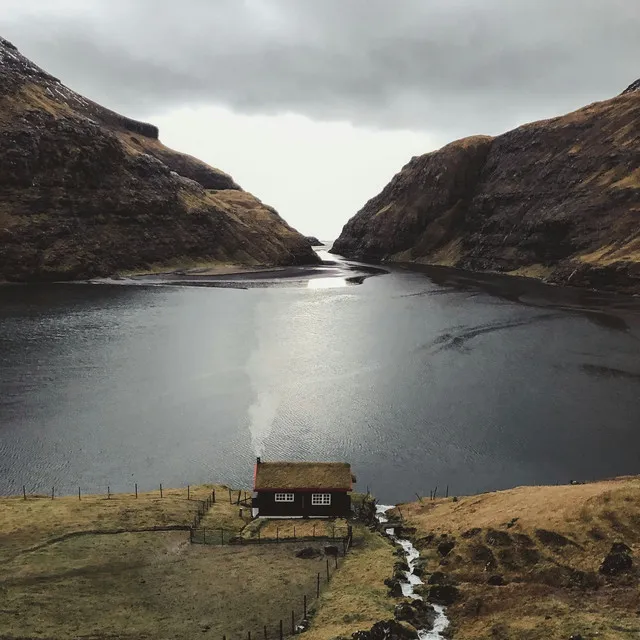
[{"left": 3, "top": 1, "right": 639, "bottom": 238}]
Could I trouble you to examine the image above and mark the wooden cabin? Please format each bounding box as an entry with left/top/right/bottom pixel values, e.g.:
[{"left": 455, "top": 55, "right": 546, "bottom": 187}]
[{"left": 252, "top": 458, "right": 355, "bottom": 518}]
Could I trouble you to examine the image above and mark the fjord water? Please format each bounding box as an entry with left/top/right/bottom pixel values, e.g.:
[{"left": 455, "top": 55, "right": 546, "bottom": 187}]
[{"left": 1, "top": 251, "right": 640, "bottom": 502}]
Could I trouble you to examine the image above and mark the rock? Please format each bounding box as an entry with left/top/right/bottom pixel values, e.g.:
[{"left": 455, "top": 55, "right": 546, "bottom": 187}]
[
  {"left": 296, "top": 547, "right": 322, "bottom": 559},
  {"left": 331, "top": 82, "right": 640, "bottom": 296},
  {"left": 535, "top": 529, "right": 578, "bottom": 549},
  {"left": 427, "top": 571, "right": 450, "bottom": 585},
  {"left": 352, "top": 620, "right": 418, "bottom": 640},
  {"left": 461, "top": 528, "right": 481, "bottom": 539},
  {"left": 487, "top": 574, "right": 506, "bottom": 586},
  {"left": 393, "top": 560, "right": 410, "bottom": 580},
  {"left": 569, "top": 635, "right": 584, "bottom": 640},
  {"left": 469, "top": 544, "right": 498, "bottom": 571},
  {"left": 305, "top": 236, "right": 323, "bottom": 246},
  {"left": 0, "top": 38, "right": 319, "bottom": 281},
  {"left": 384, "top": 577, "right": 404, "bottom": 598},
  {"left": 599, "top": 542, "right": 633, "bottom": 576},
  {"left": 437, "top": 540, "right": 455, "bottom": 557},
  {"left": 486, "top": 529, "right": 512, "bottom": 547},
  {"left": 426, "top": 584, "right": 460, "bottom": 606},
  {"left": 412, "top": 558, "right": 429, "bottom": 578},
  {"left": 394, "top": 600, "right": 437, "bottom": 630},
  {"left": 324, "top": 545, "right": 339, "bottom": 557}
]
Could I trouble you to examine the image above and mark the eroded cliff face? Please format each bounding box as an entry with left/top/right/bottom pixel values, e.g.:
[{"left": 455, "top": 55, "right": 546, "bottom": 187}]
[
  {"left": 0, "top": 37, "right": 318, "bottom": 281},
  {"left": 332, "top": 82, "right": 640, "bottom": 294}
]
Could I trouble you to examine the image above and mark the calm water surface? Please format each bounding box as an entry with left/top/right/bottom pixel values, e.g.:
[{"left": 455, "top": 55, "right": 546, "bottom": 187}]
[{"left": 1, "top": 250, "right": 639, "bottom": 502}]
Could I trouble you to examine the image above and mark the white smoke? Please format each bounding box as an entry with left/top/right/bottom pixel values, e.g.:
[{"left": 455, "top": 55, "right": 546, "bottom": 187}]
[{"left": 248, "top": 389, "right": 280, "bottom": 457}]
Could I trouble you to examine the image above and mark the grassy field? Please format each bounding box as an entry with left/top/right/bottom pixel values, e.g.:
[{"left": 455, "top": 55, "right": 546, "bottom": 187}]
[
  {"left": 0, "top": 488, "right": 399, "bottom": 640},
  {"left": 397, "top": 476, "right": 640, "bottom": 640}
]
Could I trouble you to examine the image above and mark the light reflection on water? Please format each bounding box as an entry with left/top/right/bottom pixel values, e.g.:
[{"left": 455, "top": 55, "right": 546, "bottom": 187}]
[{"left": 307, "top": 277, "right": 348, "bottom": 289}]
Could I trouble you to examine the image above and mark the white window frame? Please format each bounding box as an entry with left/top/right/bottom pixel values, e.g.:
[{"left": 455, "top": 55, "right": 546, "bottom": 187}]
[
  {"left": 274, "top": 493, "right": 295, "bottom": 502},
  {"left": 311, "top": 493, "right": 331, "bottom": 506}
]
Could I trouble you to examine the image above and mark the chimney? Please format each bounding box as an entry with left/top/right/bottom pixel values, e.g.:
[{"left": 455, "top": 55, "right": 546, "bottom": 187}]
[{"left": 256, "top": 456, "right": 261, "bottom": 465}]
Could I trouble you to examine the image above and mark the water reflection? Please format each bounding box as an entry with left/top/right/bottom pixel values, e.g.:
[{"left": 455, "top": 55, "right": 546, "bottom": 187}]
[{"left": 307, "top": 277, "right": 348, "bottom": 289}]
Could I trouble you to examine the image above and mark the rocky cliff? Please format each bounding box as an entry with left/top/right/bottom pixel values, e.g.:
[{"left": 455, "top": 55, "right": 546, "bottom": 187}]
[
  {"left": 0, "top": 37, "right": 318, "bottom": 281},
  {"left": 332, "top": 82, "right": 640, "bottom": 294}
]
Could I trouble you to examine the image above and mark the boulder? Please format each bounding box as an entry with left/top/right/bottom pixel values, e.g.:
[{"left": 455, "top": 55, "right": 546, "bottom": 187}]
[
  {"left": 427, "top": 584, "right": 460, "bottom": 606},
  {"left": 394, "top": 600, "right": 437, "bottom": 630},
  {"left": 412, "top": 558, "right": 429, "bottom": 578},
  {"left": 437, "top": 540, "right": 456, "bottom": 557},
  {"left": 352, "top": 620, "right": 417, "bottom": 640},
  {"left": 384, "top": 577, "right": 404, "bottom": 598},
  {"left": 427, "top": 572, "right": 452, "bottom": 585},
  {"left": 599, "top": 542, "right": 633, "bottom": 576}
]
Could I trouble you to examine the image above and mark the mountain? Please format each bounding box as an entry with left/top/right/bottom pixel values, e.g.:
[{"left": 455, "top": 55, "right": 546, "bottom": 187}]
[
  {"left": 332, "top": 80, "right": 640, "bottom": 294},
  {"left": 0, "top": 37, "right": 318, "bottom": 281}
]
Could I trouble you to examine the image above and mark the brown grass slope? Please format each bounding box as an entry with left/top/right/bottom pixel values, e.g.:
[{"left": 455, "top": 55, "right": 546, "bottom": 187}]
[
  {"left": 332, "top": 82, "right": 640, "bottom": 294},
  {"left": 396, "top": 476, "right": 640, "bottom": 640},
  {"left": 0, "top": 36, "right": 318, "bottom": 281}
]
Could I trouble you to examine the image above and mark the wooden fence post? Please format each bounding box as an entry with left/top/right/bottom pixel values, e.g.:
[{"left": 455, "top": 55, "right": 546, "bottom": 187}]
[
  {"left": 264, "top": 625, "right": 267, "bottom": 640},
  {"left": 212, "top": 489, "right": 216, "bottom": 503},
  {"left": 446, "top": 485, "right": 449, "bottom": 498},
  {"left": 160, "top": 484, "right": 163, "bottom": 498},
  {"left": 78, "top": 487, "right": 81, "bottom": 501},
  {"left": 189, "top": 528, "right": 193, "bottom": 543},
  {"left": 334, "top": 555, "right": 338, "bottom": 570},
  {"left": 23, "top": 485, "right": 26, "bottom": 500},
  {"left": 248, "top": 631, "right": 251, "bottom": 640},
  {"left": 326, "top": 558, "right": 329, "bottom": 582},
  {"left": 276, "top": 527, "right": 279, "bottom": 543},
  {"left": 135, "top": 483, "right": 138, "bottom": 499},
  {"left": 312, "top": 524, "right": 316, "bottom": 539},
  {"left": 187, "top": 485, "right": 190, "bottom": 500},
  {"left": 229, "top": 488, "right": 232, "bottom": 504},
  {"left": 304, "top": 595, "right": 307, "bottom": 619},
  {"left": 51, "top": 487, "right": 54, "bottom": 500},
  {"left": 279, "top": 620, "right": 283, "bottom": 640},
  {"left": 293, "top": 526, "right": 296, "bottom": 540},
  {"left": 291, "top": 611, "right": 295, "bottom": 635},
  {"left": 203, "top": 528, "right": 206, "bottom": 544},
  {"left": 316, "top": 572, "right": 320, "bottom": 597}
]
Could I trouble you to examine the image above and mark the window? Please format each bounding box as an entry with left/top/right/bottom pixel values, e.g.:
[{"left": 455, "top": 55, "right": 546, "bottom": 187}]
[
  {"left": 275, "top": 493, "right": 294, "bottom": 502},
  {"left": 311, "top": 493, "right": 331, "bottom": 506}
]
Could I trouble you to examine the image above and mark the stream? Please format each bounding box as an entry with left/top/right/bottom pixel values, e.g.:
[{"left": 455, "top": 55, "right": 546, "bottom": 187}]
[{"left": 375, "top": 505, "right": 449, "bottom": 640}]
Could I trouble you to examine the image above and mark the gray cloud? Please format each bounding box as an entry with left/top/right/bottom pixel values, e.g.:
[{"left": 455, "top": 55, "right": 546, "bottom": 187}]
[{"left": 4, "top": 0, "right": 640, "bottom": 137}]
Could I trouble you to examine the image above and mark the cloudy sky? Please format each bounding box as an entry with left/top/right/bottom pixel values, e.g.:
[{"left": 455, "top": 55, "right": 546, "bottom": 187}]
[{"left": 3, "top": 1, "right": 639, "bottom": 238}]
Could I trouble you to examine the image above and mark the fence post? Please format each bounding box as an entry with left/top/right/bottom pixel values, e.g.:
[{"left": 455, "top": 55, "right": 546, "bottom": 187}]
[
  {"left": 332, "top": 525, "right": 335, "bottom": 540},
  {"left": 160, "top": 484, "right": 163, "bottom": 498},
  {"left": 326, "top": 558, "right": 329, "bottom": 582},
  {"left": 293, "top": 526, "right": 296, "bottom": 540},
  {"left": 279, "top": 620, "right": 283, "bottom": 640},
  {"left": 229, "top": 488, "right": 232, "bottom": 503},
  {"left": 23, "top": 485, "right": 26, "bottom": 500},
  {"left": 78, "top": 487, "right": 81, "bottom": 501},
  {"left": 248, "top": 631, "right": 251, "bottom": 640},
  {"left": 264, "top": 625, "right": 267, "bottom": 640},
  {"left": 276, "top": 527, "right": 279, "bottom": 543},
  {"left": 107, "top": 486, "right": 111, "bottom": 500},
  {"left": 291, "top": 611, "right": 295, "bottom": 635},
  {"left": 212, "top": 489, "right": 216, "bottom": 503},
  {"left": 304, "top": 595, "right": 307, "bottom": 619},
  {"left": 51, "top": 487, "right": 54, "bottom": 500},
  {"left": 187, "top": 485, "right": 190, "bottom": 500},
  {"left": 189, "top": 528, "right": 193, "bottom": 543},
  {"left": 446, "top": 485, "right": 449, "bottom": 498},
  {"left": 203, "top": 527, "right": 206, "bottom": 544},
  {"left": 312, "top": 524, "right": 315, "bottom": 539},
  {"left": 316, "top": 572, "right": 320, "bottom": 597},
  {"left": 334, "top": 555, "right": 338, "bottom": 570},
  {"left": 237, "top": 491, "right": 241, "bottom": 505},
  {"left": 135, "top": 483, "right": 138, "bottom": 499}
]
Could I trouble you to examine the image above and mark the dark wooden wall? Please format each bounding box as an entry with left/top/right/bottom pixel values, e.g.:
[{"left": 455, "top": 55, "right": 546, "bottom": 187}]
[{"left": 254, "top": 491, "right": 351, "bottom": 518}]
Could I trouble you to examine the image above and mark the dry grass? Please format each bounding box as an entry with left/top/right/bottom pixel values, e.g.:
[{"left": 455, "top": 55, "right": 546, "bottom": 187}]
[
  {"left": 0, "top": 531, "right": 326, "bottom": 640},
  {"left": 254, "top": 462, "right": 353, "bottom": 491},
  {"left": 398, "top": 476, "right": 640, "bottom": 640},
  {"left": 242, "top": 518, "right": 349, "bottom": 542},
  {"left": 0, "top": 484, "right": 243, "bottom": 563},
  {"left": 304, "top": 525, "right": 397, "bottom": 640}
]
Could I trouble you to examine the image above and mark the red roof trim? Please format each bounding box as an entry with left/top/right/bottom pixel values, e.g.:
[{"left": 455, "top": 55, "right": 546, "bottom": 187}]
[{"left": 255, "top": 487, "right": 351, "bottom": 493}]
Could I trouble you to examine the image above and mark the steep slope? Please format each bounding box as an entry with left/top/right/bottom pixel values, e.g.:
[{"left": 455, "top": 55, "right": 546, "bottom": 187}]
[
  {"left": 0, "top": 37, "right": 318, "bottom": 281},
  {"left": 332, "top": 82, "right": 640, "bottom": 294}
]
